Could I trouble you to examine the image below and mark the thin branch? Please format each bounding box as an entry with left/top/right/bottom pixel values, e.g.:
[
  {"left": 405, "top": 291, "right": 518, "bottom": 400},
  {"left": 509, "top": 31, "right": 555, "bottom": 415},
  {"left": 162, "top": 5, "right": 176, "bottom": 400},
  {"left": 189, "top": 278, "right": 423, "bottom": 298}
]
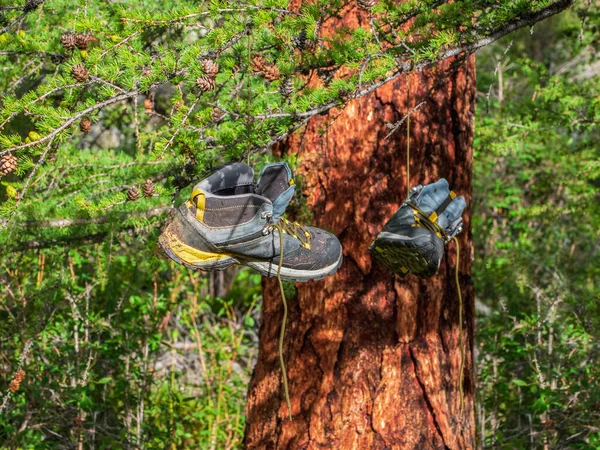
[
  {"left": 4, "top": 61, "right": 43, "bottom": 96},
  {"left": 89, "top": 76, "right": 128, "bottom": 94},
  {"left": 0, "top": 90, "right": 139, "bottom": 155},
  {"left": 0, "top": 80, "right": 96, "bottom": 131},
  {"left": 157, "top": 98, "right": 199, "bottom": 160},
  {"left": 1, "top": 205, "right": 171, "bottom": 230},
  {"left": 0, "top": 11, "right": 26, "bottom": 35},
  {"left": 383, "top": 99, "right": 428, "bottom": 141},
  {"left": 97, "top": 30, "right": 141, "bottom": 60},
  {"left": 13, "top": 137, "right": 54, "bottom": 211},
  {"left": 0, "top": 50, "right": 65, "bottom": 59},
  {"left": 251, "top": 0, "right": 575, "bottom": 122}
]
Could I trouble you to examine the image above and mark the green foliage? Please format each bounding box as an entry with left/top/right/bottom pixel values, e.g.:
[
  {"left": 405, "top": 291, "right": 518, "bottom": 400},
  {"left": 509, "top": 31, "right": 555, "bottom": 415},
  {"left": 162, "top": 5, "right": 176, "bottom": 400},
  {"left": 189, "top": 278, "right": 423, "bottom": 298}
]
[
  {"left": 0, "top": 0, "right": 575, "bottom": 238},
  {"left": 478, "top": 313, "right": 600, "bottom": 448},
  {"left": 0, "top": 241, "right": 261, "bottom": 448},
  {"left": 0, "top": 0, "right": 596, "bottom": 448},
  {"left": 474, "top": 6, "right": 600, "bottom": 448}
]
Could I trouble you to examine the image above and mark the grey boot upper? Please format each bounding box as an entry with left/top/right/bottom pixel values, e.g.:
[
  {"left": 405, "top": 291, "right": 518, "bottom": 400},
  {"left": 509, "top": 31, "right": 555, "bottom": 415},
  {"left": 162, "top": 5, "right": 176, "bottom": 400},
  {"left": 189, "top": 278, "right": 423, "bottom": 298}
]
[
  {"left": 163, "top": 162, "right": 342, "bottom": 275},
  {"left": 372, "top": 178, "right": 467, "bottom": 278},
  {"left": 406, "top": 178, "right": 467, "bottom": 237}
]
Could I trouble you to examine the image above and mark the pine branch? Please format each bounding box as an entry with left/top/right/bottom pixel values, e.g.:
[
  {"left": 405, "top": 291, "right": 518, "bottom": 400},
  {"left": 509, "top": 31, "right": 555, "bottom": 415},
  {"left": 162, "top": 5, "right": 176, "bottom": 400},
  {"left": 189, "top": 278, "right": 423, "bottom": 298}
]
[
  {"left": 0, "top": 90, "right": 140, "bottom": 155},
  {"left": 0, "top": 0, "right": 576, "bottom": 227},
  {"left": 241, "top": 0, "right": 575, "bottom": 152},
  {"left": 0, "top": 0, "right": 43, "bottom": 34},
  {"left": 0, "top": 81, "right": 96, "bottom": 131},
  {"left": 10, "top": 137, "right": 54, "bottom": 218},
  {"left": 10, "top": 205, "right": 171, "bottom": 229},
  {"left": 442, "top": 0, "right": 575, "bottom": 59},
  {"left": 0, "top": 11, "right": 26, "bottom": 35}
]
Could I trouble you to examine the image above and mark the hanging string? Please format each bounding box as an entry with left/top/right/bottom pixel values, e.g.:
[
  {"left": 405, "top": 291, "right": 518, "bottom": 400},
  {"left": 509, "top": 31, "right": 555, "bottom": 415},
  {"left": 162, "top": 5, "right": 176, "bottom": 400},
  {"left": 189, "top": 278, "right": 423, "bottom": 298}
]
[
  {"left": 404, "top": 69, "right": 465, "bottom": 416},
  {"left": 452, "top": 236, "right": 465, "bottom": 414},
  {"left": 247, "top": 31, "right": 252, "bottom": 166},
  {"left": 274, "top": 223, "right": 293, "bottom": 421},
  {"left": 406, "top": 72, "right": 411, "bottom": 198},
  {"left": 244, "top": 27, "right": 292, "bottom": 420}
]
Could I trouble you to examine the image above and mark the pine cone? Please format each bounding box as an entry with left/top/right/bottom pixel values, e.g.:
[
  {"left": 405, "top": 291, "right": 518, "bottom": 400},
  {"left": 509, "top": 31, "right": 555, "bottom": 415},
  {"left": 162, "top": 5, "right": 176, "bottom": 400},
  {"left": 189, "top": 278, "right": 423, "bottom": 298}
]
[
  {"left": 79, "top": 118, "right": 91, "bottom": 133},
  {"left": 263, "top": 64, "right": 281, "bottom": 81},
  {"left": 279, "top": 77, "right": 294, "bottom": 98},
  {"left": 24, "top": 0, "right": 43, "bottom": 12},
  {"left": 291, "top": 30, "right": 307, "bottom": 51},
  {"left": 252, "top": 55, "right": 280, "bottom": 82},
  {"left": 0, "top": 154, "right": 18, "bottom": 176},
  {"left": 127, "top": 186, "right": 140, "bottom": 202},
  {"left": 73, "top": 416, "right": 84, "bottom": 428},
  {"left": 142, "top": 179, "right": 156, "bottom": 197},
  {"left": 196, "top": 75, "right": 215, "bottom": 93},
  {"left": 144, "top": 98, "right": 153, "bottom": 114},
  {"left": 210, "top": 107, "right": 226, "bottom": 123},
  {"left": 50, "top": 53, "right": 68, "bottom": 65},
  {"left": 60, "top": 32, "right": 77, "bottom": 51},
  {"left": 251, "top": 54, "right": 268, "bottom": 73},
  {"left": 6, "top": 185, "right": 18, "bottom": 199},
  {"left": 338, "top": 88, "right": 352, "bottom": 103},
  {"left": 357, "top": 0, "right": 376, "bottom": 10},
  {"left": 201, "top": 58, "right": 219, "bottom": 77},
  {"left": 9, "top": 379, "right": 20, "bottom": 393},
  {"left": 317, "top": 67, "right": 335, "bottom": 86},
  {"left": 14, "top": 369, "right": 25, "bottom": 383},
  {"left": 75, "top": 33, "right": 91, "bottom": 50},
  {"left": 71, "top": 64, "right": 89, "bottom": 83}
]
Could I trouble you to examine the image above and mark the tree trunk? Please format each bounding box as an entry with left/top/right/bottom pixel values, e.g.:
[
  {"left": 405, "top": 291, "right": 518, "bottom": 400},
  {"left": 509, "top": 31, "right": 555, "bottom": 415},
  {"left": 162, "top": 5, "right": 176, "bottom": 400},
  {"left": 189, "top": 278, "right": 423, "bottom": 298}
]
[{"left": 244, "top": 9, "right": 476, "bottom": 449}]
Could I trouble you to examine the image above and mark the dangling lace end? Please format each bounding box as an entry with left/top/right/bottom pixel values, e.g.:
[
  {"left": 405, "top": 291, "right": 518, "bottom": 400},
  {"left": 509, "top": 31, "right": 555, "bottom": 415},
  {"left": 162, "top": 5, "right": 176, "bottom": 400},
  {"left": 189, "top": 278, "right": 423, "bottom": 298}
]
[
  {"left": 274, "top": 222, "right": 293, "bottom": 421},
  {"left": 451, "top": 236, "right": 465, "bottom": 415}
]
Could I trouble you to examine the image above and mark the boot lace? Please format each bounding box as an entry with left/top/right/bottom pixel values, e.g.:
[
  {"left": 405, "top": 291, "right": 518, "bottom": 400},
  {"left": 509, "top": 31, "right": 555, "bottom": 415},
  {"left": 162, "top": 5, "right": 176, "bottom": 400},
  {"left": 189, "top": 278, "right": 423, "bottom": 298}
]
[
  {"left": 267, "top": 217, "right": 312, "bottom": 249},
  {"left": 262, "top": 216, "right": 312, "bottom": 421}
]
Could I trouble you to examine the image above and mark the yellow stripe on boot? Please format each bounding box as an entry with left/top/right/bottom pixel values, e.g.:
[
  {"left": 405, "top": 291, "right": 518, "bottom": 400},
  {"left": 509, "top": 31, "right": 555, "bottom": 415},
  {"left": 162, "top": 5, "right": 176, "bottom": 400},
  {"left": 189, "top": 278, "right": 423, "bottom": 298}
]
[{"left": 162, "top": 231, "right": 230, "bottom": 264}]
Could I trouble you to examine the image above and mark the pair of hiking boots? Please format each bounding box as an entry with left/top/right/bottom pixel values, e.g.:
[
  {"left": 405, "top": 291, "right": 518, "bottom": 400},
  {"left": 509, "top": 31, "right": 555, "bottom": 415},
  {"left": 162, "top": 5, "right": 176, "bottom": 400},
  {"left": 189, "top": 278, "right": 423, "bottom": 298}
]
[{"left": 159, "top": 162, "right": 466, "bottom": 280}]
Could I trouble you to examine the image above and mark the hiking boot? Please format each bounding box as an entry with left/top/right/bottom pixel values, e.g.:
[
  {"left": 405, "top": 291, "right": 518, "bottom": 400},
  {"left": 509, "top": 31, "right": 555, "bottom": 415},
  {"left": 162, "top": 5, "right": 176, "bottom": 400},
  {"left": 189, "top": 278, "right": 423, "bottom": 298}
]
[
  {"left": 370, "top": 178, "right": 466, "bottom": 278},
  {"left": 159, "top": 162, "right": 342, "bottom": 282}
]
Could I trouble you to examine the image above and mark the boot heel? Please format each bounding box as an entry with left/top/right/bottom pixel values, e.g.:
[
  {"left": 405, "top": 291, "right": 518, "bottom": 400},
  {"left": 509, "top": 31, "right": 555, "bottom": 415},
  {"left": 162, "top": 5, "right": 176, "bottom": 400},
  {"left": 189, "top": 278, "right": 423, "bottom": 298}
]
[{"left": 159, "top": 232, "right": 236, "bottom": 271}]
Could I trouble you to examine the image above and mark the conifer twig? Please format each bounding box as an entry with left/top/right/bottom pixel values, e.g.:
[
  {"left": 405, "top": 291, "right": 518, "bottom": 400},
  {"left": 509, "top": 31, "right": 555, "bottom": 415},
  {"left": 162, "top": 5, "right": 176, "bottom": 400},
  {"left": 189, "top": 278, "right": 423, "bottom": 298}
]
[
  {"left": 0, "top": 90, "right": 140, "bottom": 156},
  {"left": 8, "top": 137, "right": 55, "bottom": 227},
  {"left": 0, "top": 81, "right": 96, "bottom": 131},
  {"left": 158, "top": 98, "right": 199, "bottom": 160},
  {"left": 0, "top": 11, "right": 27, "bottom": 35},
  {"left": 1, "top": 205, "right": 171, "bottom": 230}
]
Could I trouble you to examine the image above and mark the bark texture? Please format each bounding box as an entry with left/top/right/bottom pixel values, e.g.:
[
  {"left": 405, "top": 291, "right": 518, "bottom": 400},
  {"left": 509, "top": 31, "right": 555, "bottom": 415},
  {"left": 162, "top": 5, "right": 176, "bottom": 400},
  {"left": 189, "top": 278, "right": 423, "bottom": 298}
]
[{"left": 244, "top": 9, "right": 476, "bottom": 450}]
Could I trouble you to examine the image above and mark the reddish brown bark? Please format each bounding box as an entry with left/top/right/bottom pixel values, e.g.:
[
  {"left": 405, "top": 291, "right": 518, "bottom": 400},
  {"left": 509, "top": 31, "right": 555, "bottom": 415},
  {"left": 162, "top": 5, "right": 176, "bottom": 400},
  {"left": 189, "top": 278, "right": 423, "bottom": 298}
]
[{"left": 244, "top": 9, "right": 476, "bottom": 450}]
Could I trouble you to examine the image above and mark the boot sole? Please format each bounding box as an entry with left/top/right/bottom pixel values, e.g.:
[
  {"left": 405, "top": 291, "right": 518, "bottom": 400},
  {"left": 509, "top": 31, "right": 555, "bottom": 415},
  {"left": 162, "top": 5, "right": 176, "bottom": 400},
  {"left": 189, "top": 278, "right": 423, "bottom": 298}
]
[
  {"left": 370, "top": 231, "right": 440, "bottom": 278},
  {"left": 244, "top": 254, "right": 343, "bottom": 282},
  {"left": 159, "top": 231, "right": 343, "bottom": 282}
]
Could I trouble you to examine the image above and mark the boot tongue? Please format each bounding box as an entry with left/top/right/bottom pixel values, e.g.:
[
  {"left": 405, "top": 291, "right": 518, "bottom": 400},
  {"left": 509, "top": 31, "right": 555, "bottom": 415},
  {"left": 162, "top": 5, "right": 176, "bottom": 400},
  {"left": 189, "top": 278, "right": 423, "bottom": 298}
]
[
  {"left": 256, "top": 162, "right": 295, "bottom": 221},
  {"left": 197, "top": 162, "right": 254, "bottom": 194},
  {"left": 414, "top": 178, "right": 467, "bottom": 233}
]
